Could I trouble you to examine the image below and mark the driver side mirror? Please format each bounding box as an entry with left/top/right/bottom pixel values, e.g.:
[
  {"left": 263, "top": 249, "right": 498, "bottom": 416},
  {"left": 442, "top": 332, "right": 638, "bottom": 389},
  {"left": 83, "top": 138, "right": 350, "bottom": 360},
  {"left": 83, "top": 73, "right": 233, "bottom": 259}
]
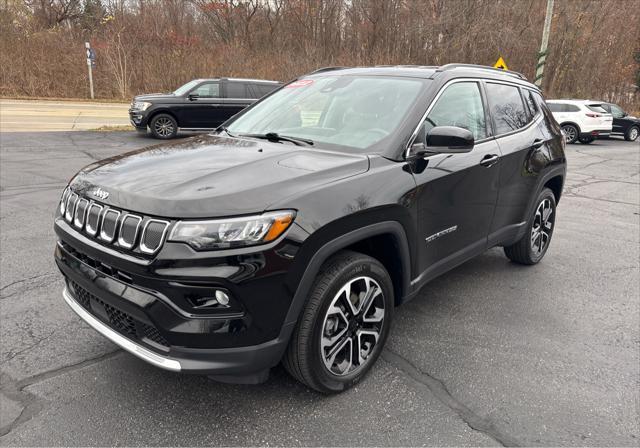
[
  {"left": 188, "top": 93, "right": 199, "bottom": 101},
  {"left": 409, "top": 125, "right": 474, "bottom": 158}
]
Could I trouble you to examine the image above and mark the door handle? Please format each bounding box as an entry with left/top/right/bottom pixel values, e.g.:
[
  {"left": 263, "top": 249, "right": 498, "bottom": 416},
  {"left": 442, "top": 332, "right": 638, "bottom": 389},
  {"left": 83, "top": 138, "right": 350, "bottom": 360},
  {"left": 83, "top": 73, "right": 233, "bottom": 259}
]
[
  {"left": 479, "top": 154, "right": 499, "bottom": 167},
  {"left": 532, "top": 139, "right": 545, "bottom": 149}
]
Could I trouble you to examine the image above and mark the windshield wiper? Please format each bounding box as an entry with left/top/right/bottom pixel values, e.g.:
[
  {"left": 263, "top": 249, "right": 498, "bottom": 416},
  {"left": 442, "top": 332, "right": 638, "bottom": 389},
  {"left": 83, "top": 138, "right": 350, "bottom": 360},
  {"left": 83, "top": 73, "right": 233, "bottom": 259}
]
[{"left": 239, "top": 132, "right": 314, "bottom": 146}]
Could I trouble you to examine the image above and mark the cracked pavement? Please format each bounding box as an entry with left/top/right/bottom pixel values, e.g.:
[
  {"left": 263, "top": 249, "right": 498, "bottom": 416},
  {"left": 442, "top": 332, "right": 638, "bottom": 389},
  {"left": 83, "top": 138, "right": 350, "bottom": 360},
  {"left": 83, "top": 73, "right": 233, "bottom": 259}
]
[{"left": 1, "top": 132, "right": 638, "bottom": 446}]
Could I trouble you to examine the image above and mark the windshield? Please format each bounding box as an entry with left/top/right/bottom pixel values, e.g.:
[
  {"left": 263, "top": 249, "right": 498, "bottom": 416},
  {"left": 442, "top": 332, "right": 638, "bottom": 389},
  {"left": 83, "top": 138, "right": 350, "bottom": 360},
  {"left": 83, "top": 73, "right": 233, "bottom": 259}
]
[
  {"left": 174, "top": 80, "right": 201, "bottom": 96},
  {"left": 226, "top": 76, "right": 425, "bottom": 151}
]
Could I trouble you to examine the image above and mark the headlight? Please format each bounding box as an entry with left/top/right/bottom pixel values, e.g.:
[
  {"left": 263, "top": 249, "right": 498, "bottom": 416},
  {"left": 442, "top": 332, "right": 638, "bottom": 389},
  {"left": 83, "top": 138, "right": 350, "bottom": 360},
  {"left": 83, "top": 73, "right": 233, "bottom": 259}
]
[
  {"left": 168, "top": 210, "right": 295, "bottom": 250},
  {"left": 131, "top": 101, "right": 152, "bottom": 111}
]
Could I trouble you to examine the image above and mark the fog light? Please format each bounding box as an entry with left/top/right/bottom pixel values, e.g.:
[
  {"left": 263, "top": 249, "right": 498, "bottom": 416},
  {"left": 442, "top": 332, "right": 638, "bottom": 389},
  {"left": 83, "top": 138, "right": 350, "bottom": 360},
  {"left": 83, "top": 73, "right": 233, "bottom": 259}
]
[{"left": 215, "top": 290, "right": 230, "bottom": 306}]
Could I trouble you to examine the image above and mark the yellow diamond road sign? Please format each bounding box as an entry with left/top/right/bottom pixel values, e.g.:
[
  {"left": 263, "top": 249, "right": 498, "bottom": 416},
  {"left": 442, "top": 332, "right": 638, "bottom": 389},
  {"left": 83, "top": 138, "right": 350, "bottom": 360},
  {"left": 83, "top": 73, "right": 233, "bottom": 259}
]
[{"left": 493, "top": 57, "right": 508, "bottom": 70}]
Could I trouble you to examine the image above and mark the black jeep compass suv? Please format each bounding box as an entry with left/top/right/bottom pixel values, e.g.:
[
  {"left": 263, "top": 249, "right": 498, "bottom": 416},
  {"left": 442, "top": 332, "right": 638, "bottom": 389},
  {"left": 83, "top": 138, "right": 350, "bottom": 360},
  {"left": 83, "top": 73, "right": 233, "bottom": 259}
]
[{"left": 55, "top": 64, "right": 566, "bottom": 393}]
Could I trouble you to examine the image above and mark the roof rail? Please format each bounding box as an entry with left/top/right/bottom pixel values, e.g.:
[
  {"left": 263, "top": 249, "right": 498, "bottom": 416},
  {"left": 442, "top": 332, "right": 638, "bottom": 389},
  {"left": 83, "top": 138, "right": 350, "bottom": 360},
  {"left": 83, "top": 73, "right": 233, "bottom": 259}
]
[
  {"left": 435, "top": 63, "right": 527, "bottom": 80},
  {"left": 308, "top": 66, "right": 346, "bottom": 75}
]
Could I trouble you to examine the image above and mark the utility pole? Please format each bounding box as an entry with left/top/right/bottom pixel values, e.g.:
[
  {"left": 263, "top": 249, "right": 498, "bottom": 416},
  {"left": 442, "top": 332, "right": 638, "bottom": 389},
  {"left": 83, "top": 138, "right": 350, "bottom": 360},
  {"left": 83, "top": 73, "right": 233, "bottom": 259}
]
[
  {"left": 534, "top": 0, "right": 554, "bottom": 88},
  {"left": 85, "top": 41, "right": 95, "bottom": 99}
]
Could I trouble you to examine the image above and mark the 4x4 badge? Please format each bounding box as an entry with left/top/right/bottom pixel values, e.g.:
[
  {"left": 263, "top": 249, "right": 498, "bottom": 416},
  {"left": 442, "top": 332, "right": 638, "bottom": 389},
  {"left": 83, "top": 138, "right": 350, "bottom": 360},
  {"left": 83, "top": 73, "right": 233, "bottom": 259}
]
[{"left": 91, "top": 187, "right": 109, "bottom": 200}]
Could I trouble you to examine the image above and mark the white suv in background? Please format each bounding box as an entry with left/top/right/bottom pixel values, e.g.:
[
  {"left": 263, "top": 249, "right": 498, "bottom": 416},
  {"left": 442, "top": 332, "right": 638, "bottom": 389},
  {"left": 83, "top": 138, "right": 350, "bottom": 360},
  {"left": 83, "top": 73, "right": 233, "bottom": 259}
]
[{"left": 546, "top": 99, "right": 613, "bottom": 144}]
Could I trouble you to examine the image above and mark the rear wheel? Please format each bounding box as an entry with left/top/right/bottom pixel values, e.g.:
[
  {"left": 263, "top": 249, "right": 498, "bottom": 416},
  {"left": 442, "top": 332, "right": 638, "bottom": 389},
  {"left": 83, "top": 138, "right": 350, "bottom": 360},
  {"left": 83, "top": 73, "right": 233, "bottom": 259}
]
[
  {"left": 504, "top": 188, "right": 556, "bottom": 265},
  {"left": 578, "top": 136, "right": 594, "bottom": 144},
  {"left": 625, "top": 126, "right": 639, "bottom": 142},
  {"left": 561, "top": 124, "right": 579, "bottom": 144},
  {"left": 150, "top": 114, "right": 178, "bottom": 139},
  {"left": 283, "top": 251, "right": 393, "bottom": 394}
]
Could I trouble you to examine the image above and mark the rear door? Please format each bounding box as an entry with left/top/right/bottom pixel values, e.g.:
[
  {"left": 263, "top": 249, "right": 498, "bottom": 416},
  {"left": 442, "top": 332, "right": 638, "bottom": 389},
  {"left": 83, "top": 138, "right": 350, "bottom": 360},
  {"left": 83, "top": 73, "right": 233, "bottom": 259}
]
[
  {"left": 411, "top": 80, "right": 501, "bottom": 275},
  {"left": 586, "top": 103, "right": 613, "bottom": 133},
  {"left": 222, "top": 81, "right": 254, "bottom": 121},
  {"left": 485, "top": 82, "right": 546, "bottom": 245}
]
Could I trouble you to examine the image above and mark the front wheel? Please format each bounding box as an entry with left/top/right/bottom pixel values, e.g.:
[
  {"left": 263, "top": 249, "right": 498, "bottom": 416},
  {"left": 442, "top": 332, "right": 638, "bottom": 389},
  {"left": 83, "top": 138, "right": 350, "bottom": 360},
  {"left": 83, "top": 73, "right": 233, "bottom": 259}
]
[
  {"left": 625, "top": 126, "right": 639, "bottom": 142},
  {"left": 504, "top": 188, "right": 557, "bottom": 265},
  {"left": 150, "top": 113, "right": 178, "bottom": 139},
  {"left": 283, "top": 251, "right": 393, "bottom": 393}
]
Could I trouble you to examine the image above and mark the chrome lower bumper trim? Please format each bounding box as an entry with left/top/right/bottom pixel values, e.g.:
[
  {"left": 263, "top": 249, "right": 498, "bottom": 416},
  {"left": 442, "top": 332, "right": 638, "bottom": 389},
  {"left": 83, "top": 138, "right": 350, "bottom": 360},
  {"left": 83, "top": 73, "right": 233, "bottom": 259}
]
[{"left": 63, "top": 287, "right": 182, "bottom": 372}]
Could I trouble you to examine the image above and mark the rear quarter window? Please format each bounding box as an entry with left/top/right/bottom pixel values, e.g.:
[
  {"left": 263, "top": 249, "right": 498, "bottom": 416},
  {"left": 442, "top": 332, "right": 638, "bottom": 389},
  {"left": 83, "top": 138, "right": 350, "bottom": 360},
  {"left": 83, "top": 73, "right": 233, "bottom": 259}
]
[
  {"left": 587, "top": 104, "right": 607, "bottom": 113},
  {"left": 485, "top": 83, "right": 529, "bottom": 135}
]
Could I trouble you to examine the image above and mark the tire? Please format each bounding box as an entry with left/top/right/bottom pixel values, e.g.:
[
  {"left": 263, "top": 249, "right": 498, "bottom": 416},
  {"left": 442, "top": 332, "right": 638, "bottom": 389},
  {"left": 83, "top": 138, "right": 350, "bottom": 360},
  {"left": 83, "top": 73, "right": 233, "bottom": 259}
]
[
  {"left": 283, "top": 250, "right": 394, "bottom": 394},
  {"left": 578, "top": 136, "right": 594, "bottom": 144},
  {"left": 150, "top": 113, "right": 178, "bottom": 139},
  {"left": 504, "top": 188, "right": 557, "bottom": 265},
  {"left": 625, "top": 126, "right": 639, "bottom": 142},
  {"left": 561, "top": 124, "right": 579, "bottom": 144}
]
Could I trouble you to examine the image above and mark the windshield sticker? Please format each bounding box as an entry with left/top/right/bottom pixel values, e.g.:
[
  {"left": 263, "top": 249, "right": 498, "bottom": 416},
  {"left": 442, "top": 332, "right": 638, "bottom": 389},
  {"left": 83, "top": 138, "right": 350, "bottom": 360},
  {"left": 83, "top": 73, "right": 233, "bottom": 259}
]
[{"left": 285, "top": 79, "right": 314, "bottom": 89}]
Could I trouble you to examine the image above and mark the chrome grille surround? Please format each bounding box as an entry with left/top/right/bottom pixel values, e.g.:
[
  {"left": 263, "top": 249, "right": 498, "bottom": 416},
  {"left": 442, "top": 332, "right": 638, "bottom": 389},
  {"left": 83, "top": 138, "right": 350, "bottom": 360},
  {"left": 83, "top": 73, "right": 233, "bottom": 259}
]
[
  {"left": 117, "top": 214, "right": 142, "bottom": 249},
  {"left": 73, "top": 198, "right": 89, "bottom": 229},
  {"left": 58, "top": 189, "right": 170, "bottom": 256},
  {"left": 140, "top": 219, "right": 170, "bottom": 254},
  {"left": 99, "top": 209, "right": 121, "bottom": 243},
  {"left": 85, "top": 203, "right": 103, "bottom": 236},
  {"left": 65, "top": 193, "right": 78, "bottom": 222},
  {"left": 60, "top": 187, "right": 70, "bottom": 215}
]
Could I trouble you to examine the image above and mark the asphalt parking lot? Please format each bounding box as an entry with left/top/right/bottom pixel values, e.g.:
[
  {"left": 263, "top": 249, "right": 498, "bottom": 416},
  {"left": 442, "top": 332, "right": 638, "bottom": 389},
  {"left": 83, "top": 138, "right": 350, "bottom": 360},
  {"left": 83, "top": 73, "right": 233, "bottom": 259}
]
[{"left": 0, "top": 131, "right": 638, "bottom": 446}]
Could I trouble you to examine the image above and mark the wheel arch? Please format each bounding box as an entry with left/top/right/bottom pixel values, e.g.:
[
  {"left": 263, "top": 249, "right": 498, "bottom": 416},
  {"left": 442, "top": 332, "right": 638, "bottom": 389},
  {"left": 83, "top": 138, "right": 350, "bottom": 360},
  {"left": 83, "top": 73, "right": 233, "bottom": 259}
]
[
  {"left": 559, "top": 121, "right": 581, "bottom": 133},
  {"left": 147, "top": 109, "right": 179, "bottom": 127},
  {"left": 281, "top": 221, "right": 411, "bottom": 336},
  {"left": 544, "top": 174, "right": 564, "bottom": 204}
]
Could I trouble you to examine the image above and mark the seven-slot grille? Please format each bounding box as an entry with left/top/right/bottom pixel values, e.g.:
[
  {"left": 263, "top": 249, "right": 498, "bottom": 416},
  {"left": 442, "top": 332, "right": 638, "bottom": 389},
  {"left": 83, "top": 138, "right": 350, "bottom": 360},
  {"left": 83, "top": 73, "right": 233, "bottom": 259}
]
[{"left": 59, "top": 188, "right": 169, "bottom": 255}]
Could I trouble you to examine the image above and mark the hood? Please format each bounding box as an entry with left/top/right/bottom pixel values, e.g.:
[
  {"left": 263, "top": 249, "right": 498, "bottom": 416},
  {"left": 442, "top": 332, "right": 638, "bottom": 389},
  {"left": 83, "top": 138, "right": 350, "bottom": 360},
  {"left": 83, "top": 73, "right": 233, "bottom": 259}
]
[
  {"left": 70, "top": 135, "right": 370, "bottom": 218},
  {"left": 133, "top": 93, "right": 175, "bottom": 101}
]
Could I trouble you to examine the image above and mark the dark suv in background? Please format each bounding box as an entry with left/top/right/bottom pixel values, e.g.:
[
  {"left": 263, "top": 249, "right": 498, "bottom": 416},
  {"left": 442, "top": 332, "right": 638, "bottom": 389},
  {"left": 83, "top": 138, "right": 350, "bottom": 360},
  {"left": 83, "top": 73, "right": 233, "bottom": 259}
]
[
  {"left": 129, "top": 78, "right": 282, "bottom": 139},
  {"left": 56, "top": 64, "right": 566, "bottom": 393},
  {"left": 599, "top": 102, "right": 640, "bottom": 141}
]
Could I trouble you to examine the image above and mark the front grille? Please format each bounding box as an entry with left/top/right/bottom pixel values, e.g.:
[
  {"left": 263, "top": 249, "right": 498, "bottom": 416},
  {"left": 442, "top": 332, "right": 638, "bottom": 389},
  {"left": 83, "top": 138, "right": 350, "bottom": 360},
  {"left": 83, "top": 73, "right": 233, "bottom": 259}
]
[
  {"left": 65, "top": 193, "right": 78, "bottom": 222},
  {"left": 118, "top": 215, "right": 141, "bottom": 249},
  {"left": 69, "top": 280, "right": 169, "bottom": 350},
  {"left": 141, "top": 220, "right": 168, "bottom": 254},
  {"left": 85, "top": 203, "right": 102, "bottom": 236},
  {"left": 58, "top": 187, "right": 169, "bottom": 256},
  {"left": 74, "top": 199, "right": 89, "bottom": 228},
  {"left": 100, "top": 209, "right": 120, "bottom": 242}
]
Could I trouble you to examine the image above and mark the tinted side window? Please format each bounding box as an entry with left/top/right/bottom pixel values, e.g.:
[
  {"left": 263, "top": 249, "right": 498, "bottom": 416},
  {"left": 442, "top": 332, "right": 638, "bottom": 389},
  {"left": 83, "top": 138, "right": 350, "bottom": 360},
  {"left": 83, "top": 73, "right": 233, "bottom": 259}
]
[
  {"left": 547, "top": 103, "right": 563, "bottom": 112},
  {"left": 566, "top": 104, "right": 580, "bottom": 112},
  {"left": 485, "top": 83, "right": 528, "bottom": 134},
  {"left": 226, "top": 82, "right": 248, "bottom": 98},
  {"left": 424, "top": 82, "right": 487, "bottom": 140},
  {"left": 191, "top": 82, "right": 220, "bottom": 98},
  {"left": 247, "top": 84, "right": 261, "bottom": 99},
  {"left": 257, "top": 84, "right": 278, "bottom": 96}
]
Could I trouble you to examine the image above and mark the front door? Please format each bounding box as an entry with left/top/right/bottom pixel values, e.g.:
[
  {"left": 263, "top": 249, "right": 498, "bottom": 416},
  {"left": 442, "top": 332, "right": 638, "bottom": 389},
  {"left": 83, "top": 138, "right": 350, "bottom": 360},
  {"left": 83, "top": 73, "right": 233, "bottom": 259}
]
[
  {"left": 411, "top": 81, "right": 500, "bottom": 279},
  {"left": 180, "top": 81, "right": 224, "bottom": 128}
]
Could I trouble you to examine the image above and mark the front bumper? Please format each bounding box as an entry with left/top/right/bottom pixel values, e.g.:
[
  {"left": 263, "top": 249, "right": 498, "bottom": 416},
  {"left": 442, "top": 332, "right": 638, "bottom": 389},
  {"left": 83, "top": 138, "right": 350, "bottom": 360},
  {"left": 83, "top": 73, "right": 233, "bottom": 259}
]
[
  {"left": 128, "top": 109, "right": 148, "bottom": 130},
  {"left": 54, "top": 215, "right": 306, "bottom": 379}
]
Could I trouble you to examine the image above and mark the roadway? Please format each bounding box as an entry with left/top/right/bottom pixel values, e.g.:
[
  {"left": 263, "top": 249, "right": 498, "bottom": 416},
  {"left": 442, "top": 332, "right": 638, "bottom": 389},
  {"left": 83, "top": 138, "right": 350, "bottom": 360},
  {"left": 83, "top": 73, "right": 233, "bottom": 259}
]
[
  {"left": 0, "top": 131, "right": 638, "bottom": 446},
  {"left": 0, "top": 99, "right": 130, "bottom": 132}
]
